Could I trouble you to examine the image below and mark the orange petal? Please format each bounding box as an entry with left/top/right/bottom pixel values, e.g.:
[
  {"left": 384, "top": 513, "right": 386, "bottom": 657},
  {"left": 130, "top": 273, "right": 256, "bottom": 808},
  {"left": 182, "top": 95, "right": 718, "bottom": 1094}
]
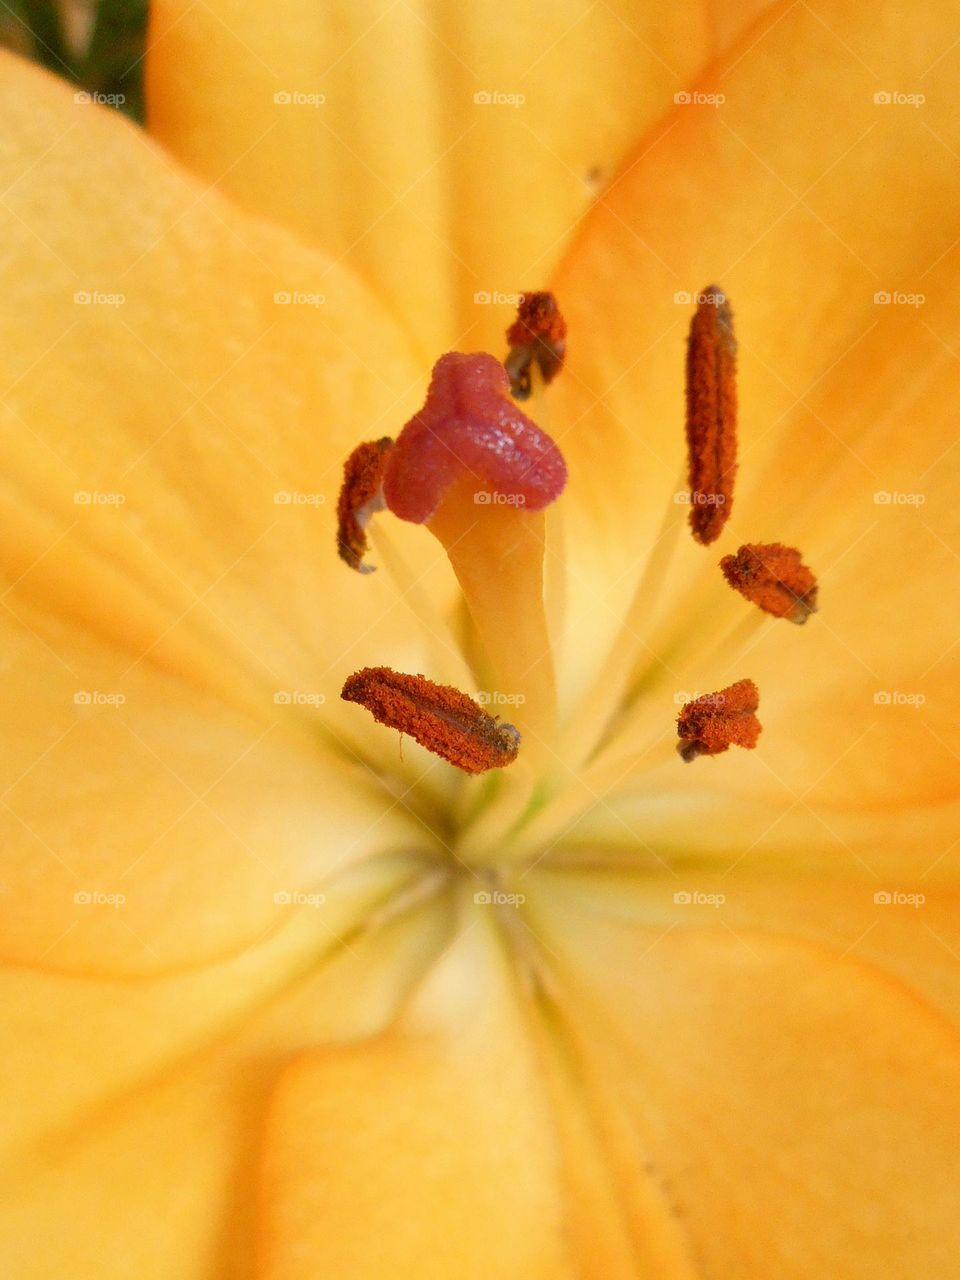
[
  {"left": 547, "top": 0, "right": 960, "bottom": 746},
  {"left": 259, "top": 904, "right": 576, "bottom": 1278},
  {"left": 0, "top": 50, "right": 457, "bottom": 716},
  {"left": 0, "top": 864, "right": 450, "bottom": 1275},
  {"left": 0, "top": 602, "right": 451, "bottom": 975},
  {"left": 147, "top": 0, "right": 773, "bottom": 356},
  {"left": 527, "top": 868, "right": 960, "bottom": 1277}
]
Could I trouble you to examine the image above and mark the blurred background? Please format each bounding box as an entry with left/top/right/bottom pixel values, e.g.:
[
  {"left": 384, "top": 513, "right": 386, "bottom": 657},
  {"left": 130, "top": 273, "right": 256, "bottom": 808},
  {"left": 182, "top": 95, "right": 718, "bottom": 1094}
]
[{"left": 1, "top": 0, "right": 145, "bottom": 119}]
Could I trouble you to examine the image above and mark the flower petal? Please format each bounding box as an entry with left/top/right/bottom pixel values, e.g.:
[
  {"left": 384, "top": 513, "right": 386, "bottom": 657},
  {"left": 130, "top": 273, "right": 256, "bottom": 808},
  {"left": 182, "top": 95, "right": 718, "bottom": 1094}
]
[
  {"left": 546, "top": 0, "right": 960, "bottom": 734},
  {"left": 147, "top": 0, "right": 772, "bottom": 356},
  {"left": 0, "top": 50, "right": 459, "bottom": 717},
  {"left": 260, "top": 894, "right": 704, "bottom": 1278},
  {"left": 527, "top": 868, "right": 960, "bottom": 1278},
  {"left": 259, "top": 903, "right": 575, "bottom": 1278},
  {"left": 0, "top": 602, "right": 449, "bottom": 975},
  {"left": 0, "top": 865, "right": 449, "bottom": 1275}
]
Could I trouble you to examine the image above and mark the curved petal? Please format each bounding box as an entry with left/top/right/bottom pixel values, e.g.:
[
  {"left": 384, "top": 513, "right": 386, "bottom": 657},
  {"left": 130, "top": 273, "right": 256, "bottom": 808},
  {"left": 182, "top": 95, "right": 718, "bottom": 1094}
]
[
  {"left": 0, "top": 870, "right": 450, "bottom": 1277},
  {"left": 0, "top": 50, "right": 466, "bottom": 722},
  {"left": 258, "top": 896, "right": 698, "bottom": 1278},
  {"left": 0, "top": 53, "right": 477, "bottom": 970},
  {"left": 545, "top": 0, "right": 960, "bottom": 752},
  {"left": 526, "top": 868, "right": 960, "bottom": 1278},
  {"left": 0, "top": 604, "right": 441, "bottom": 974},
  {"left": 146, "top": 0, "right": 773, "bottom": 357}
]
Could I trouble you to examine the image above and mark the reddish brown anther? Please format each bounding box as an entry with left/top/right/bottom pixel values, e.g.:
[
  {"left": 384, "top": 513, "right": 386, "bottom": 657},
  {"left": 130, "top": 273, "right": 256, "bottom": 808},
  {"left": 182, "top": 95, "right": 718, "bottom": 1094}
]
[
  {"left": 676, "top": 678, "right": 760, "bottom": 761},
  {"left": 336, "top": 437, "right": 394, "bottom": 572},
  {"left": 685, "top": 286, "right": 737, "bottom": 544},
  {"left": 721, "top": 543, "right": 818, "bottom": 624},
  {"left": 505, "top": 291, "right": 567, "bottom": 400},
  {"left": 341, "top": 666, "right": 520, "bottom": 773}
]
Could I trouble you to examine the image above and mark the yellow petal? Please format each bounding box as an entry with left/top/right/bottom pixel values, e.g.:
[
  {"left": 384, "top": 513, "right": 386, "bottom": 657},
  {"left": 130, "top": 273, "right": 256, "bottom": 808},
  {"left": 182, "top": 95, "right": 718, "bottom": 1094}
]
[
  {"left": 0, "top": 50, "right": 461, "bottom": 720},
  {"left": 146, "top": 0, "right": 770, "bottom": 357},
  {"left": 261, "top": 894, "right": 704, "bottom": 1277},
  {"left": 547, "top": 0, "right": 960, "bottom": 740},
  {"left": 0, "top": 53, "right": 475, "bottom": 969},
  {"left": 0, "top": 867, "right": 450, "bottom": 1277},
  {"left": 0, "top": 602, "right": 453, "bottom": 975},
  {"left": 259, "top": 902, "right": 574, "bottom": 1278},
  {"left": 527, "top": 868, "right": 960, "bottom": 1277}
]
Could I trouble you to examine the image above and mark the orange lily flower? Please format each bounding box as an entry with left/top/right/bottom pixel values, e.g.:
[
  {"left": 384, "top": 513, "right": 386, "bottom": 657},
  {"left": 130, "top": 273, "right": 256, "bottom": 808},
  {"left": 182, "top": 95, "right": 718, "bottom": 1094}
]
[{"left": 2, "top": 1, "right": 960, "bottom": 1276}]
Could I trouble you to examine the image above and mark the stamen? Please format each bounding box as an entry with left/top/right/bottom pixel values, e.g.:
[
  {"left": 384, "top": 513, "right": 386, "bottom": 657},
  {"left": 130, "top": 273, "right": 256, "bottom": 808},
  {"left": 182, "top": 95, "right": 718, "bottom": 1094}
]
[
  {"left": 676, "top": 678, "right": 760, "bottom": 761},
  {"left": 685, "top": 285, "right": 737, "bottom": 545},
  {"left": 504, "top": 291, "right": 567, "bottom": 400},
  {"left": 336, "top": 437, "right": 393, "bottom": 573},
  {"left": 382, "top": 352, "right": 566, "bottom": 521},
  {"left": 720, "top": 543, "right": 818, "bottom": 624},
  {"left": 341, "top": 666, "right": 520, "bottom": 774}
]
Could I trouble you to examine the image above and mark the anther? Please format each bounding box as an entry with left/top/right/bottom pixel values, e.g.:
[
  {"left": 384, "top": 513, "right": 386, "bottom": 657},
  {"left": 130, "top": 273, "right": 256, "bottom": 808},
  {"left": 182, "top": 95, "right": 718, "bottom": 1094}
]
[
  {"left": 336, "top": 437, "right": 393, "bottom": 572},
  {"left": 341, "top": 666, "right": 521, "bottom": 773},
  {"left": 504, "top": 292, "right": 567, "bottom": 400},
  {"left": 676, "top": 678, "right": 760, "bottom": 761},
  {"left": 685, "top": 286, "right": 737, "bottom": 544},
  {"left": 720, "top": 543, "right": 818, "bottom": 623}
]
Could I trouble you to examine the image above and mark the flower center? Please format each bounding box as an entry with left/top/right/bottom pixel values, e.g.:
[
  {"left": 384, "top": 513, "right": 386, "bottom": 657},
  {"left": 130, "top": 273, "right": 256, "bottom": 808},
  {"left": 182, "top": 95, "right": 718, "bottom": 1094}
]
[{"left": 332, "top": 290, "right": 818, "bottom": 871}]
